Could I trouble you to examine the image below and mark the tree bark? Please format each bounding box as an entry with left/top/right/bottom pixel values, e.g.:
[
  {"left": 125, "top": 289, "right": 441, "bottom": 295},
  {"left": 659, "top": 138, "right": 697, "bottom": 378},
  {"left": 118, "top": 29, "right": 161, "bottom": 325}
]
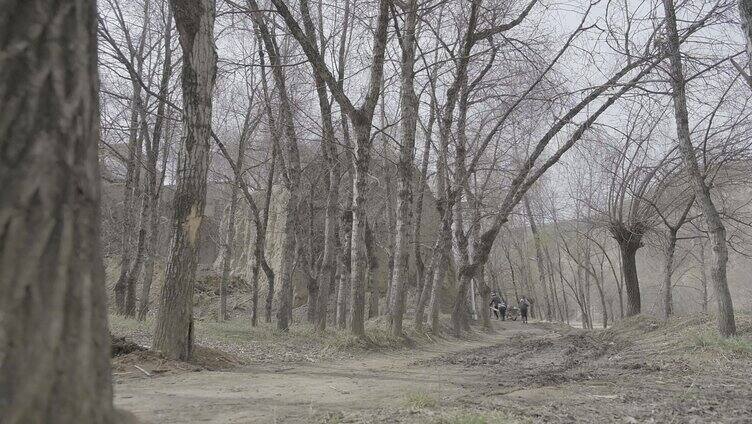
[
  {"left": 662, "top": 0, "right": 736, "bottom": 336},
  {"left": 138, "top": 10, "right": 173, "bottom": 321},
  {"left": 365, "top": 220, "right": 380, "bottom": 319},
  {"left": 617, "top": 240, "right": 641, "bottom": 317},
  {"left": 740, "top": 0, "right": 752, "bottom": 68},
  {"left": 348, "top": 122, "right": 373, "bottom": 337},
  {"left": 114, "top": 81, "right": 144, "bottom": 314},
  {"left": 388, "top": 0, "right": 420, "bottom": 336},
  {"left": 697, "top": 237, "right": 709, "bottom": 313},
  {"left": 0, "top": 0, "right": 125, "bottom": 420},
  {"left": 662, "top": 229, "right": 678, "bottom": 320},
  {"left": 336, "top": 210, "right": 353, "bottom": 329},
  {"left": 153, "top": 0, "right": 217, "bottom": 361}
]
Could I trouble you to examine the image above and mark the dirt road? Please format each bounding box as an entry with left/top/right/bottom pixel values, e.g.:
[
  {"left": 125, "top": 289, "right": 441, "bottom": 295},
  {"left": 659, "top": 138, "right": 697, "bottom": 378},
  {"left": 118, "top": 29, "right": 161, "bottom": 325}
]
[{"left": 114, "top": 319, "right": 752, "bottom": 423}]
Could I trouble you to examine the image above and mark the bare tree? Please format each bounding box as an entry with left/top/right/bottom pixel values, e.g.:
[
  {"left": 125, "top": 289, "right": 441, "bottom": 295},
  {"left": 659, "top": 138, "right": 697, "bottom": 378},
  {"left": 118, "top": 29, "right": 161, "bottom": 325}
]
[
  {"left": 270, "top": 0, "right": 391, "bottom": 336},
  {"left": 387, "top": 0, "right": 421, "bottom": 336},
  {"left": 153, "top": 0, "right": 217, "bottom": 360},
  {"left": 661, "top": 0, "right": 736, "bottom": 336}
]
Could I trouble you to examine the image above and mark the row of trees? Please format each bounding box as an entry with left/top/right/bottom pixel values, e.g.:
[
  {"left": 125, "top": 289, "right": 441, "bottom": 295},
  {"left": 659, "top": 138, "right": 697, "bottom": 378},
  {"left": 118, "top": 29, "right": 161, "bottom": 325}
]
[
  {"left": 95, "top": 0, "right": 752, "bottom": 361},
  {"left": 4, "top": 0, "right": 752, "bottom": 420}
]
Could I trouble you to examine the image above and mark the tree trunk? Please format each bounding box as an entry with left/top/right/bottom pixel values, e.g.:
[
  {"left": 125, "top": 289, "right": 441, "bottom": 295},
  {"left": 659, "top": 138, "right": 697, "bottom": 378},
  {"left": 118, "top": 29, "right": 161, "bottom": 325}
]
[
  {"left": 315, "top": 172, "right": 339, "bottom": 330},
  {"left": 662, "top": 229, "right": 678, "bottom": 320},
  {"left": 153, "top": 0, "right": 216, "bottom": 361},
  {"left": 524, "top": 197, "right": 552, "bottom": 321},
  {"left": 348, "top": 122, "right": 372, "bottom": 337},
  {"left": 697, "top": 238, "right": 709, "bottom": 313},
  {"left": 616, "top": 239, "right": 641, "bottom": 317},
  {"left": 365, "top": 220, "right": 380, "bottom": 319},
  {"left": 414, "top": 241, "right": 438, "bottom": 331},
  {"left": 138, "top": 10, "right": 173, "bottom": 321},
  {"left": 114, "top": 80, "right": 144, "bottom": 314},
  {"left": 428, "top": 206, "right": 453, "bottom": 333},
  {"left": 138, "top": 193, "right": 161, "bottom": 320},
  {"left": 249, "top": 2, "right": 304, "bottom": 331},
  {"left": 296, "top": 0, "right": 343, "bottom": 332},
  {"left": 261, "top": 148, "right": 276, "bottom": 325},
  {"left": 336, "top": 210, "right": 353, "bottom": 329},
  {"left": 740, "top": 0, "right": 752, "bottom": 67},
  {"left": 594, "top": 270, "right": 608, "bottom": 329},
  {"left": 662, "top": 0, "right": 736, "bottom": 336},
  {"left": 124, "top": 200, "right": 147, "bottom": 317},
  {"left": 219, "top": 128, "right": 247, "bottom": 321},
  {"left": 0, "top": 0, "right": 124, "bottom": 420},
  {"left": 478, "top": 268, "right": 492, "bottom": 330},
  {"left": 388, "top": 0, "right": 419, "bottom": 336}
]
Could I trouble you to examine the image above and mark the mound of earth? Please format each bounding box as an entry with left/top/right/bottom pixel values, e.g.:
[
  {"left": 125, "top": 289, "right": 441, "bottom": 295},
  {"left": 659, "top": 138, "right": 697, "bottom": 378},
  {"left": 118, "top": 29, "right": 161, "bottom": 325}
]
[
  {"left": 112, "top": 343, "right": 244, "bottom": 383},
  {"left": 431, "top": 316, "right": 752, "bottom": 422}
]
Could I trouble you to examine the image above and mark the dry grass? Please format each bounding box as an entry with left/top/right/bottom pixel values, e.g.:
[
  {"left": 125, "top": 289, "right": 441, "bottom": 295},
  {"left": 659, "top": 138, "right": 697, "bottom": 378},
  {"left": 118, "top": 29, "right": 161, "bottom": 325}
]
[
  {"left": 433, "top": 410, "right": 532, "bottom": 424},
  {"left": 109, "top": 313, "right": 456, "bottom": 365},
  {"left": 403, "top": 391, "right": 438, "bottom": 410},
  {"left": 600, "top": 312, "right": 752, "bottom": 364}
]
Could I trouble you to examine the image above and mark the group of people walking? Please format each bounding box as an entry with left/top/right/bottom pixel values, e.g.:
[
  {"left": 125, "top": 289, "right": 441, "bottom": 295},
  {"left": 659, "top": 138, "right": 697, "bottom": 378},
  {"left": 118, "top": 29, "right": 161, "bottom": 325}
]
[{"left": 489, "top": 292, "right": 530, "bottom": 323}]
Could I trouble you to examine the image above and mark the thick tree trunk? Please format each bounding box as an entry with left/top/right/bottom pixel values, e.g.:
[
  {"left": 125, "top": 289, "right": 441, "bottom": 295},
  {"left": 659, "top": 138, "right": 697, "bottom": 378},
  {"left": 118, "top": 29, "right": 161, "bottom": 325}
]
[
  {"left": 315, "top": 173, "right": 339, "bottom": 330},
  {"left": 594, "top": 272, "right": 608, "bottom": 329},
  {"left": 336, "top": 211, "right": 353, "bottom": 329},
  {"left": 662, "top": 230, "right": 678, "bottom": 320},
  {"left": 618, "top": 241, "right": 641, "bottom": 317},
  {"left": 348, "top": 122, "right": 372, "bottom": 337},
  {"left": 428, "top": 207, "right": 453, "bottom": 333},
  {"left": 450, "top": 202, "right": 473, "bottom": 335},
  {"left": 478, "top": 268, "right": 492, "bottom": 330},
  {"left": 153, "top": 0, "right": 216, "bottom": 361},
  {"left": 388, "top": 0, "right": 419, "bottom": 336},
  {"left": 0, "top": 1, "right": 124, "bottom": 421},
  {"left": 740, "top": 0, "right": 752, "bottom": 65},
  {"left": 663, "top": 0, "right": 736, "bottom": 336},
  {"left": 138, "top": 194, "right": 161, "bottom": 320},
  {"left": 414, "top": 241, "right": 438, "bottom": 331},
  {"left": 383, "top": 145, "right": 397, "bottom": 317},
  {"left": 412, "top": 128, "right": 432, "bottom": 305}
]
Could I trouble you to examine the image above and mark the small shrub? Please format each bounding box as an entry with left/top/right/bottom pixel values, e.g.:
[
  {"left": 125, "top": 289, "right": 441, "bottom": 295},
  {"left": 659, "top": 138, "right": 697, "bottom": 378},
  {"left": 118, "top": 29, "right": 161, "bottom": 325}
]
[{"left": 404, "top": 392, "right": 437, "bottom": 409}]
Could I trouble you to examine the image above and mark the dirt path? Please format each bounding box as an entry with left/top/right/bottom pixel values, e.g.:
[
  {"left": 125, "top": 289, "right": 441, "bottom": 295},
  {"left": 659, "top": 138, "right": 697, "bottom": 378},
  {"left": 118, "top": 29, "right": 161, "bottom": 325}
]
[
  {"left": 115, "top": 322, "right": 542, "bottom": 423},
  {"left": 114, "top": 319, "right": 752, "bottom": 423}
]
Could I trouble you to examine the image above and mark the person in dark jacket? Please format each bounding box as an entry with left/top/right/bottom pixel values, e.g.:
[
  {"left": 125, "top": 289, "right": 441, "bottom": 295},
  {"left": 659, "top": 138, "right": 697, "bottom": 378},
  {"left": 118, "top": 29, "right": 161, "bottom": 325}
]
[
  {"left": 490, "top": 292, "right": 502, "bottom": 319},
  {"left": 519, "top": 297, "right": 530, "bottom": 323}
]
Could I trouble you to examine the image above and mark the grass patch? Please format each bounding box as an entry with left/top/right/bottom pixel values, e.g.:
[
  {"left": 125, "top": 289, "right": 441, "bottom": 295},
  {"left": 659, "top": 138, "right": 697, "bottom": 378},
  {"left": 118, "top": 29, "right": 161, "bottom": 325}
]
[
  {"left": 108, "top": 313, "right": 450, "bottom": 364},
  {"left": 690, "top": 329, "right": 752, "bottom": 357},
  {"left": 404, "top": 391, "right": 437, "bottom": 409},
  {"left": 434, "top": 411, "right": 532, "bottom": 424}
]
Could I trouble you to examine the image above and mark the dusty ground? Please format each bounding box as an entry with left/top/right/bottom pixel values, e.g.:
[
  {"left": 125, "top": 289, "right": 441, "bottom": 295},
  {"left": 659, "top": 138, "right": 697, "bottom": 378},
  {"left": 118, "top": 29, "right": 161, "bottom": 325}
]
[{"left": 114, "top": 316, "right": 752, "bottom": 423}]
